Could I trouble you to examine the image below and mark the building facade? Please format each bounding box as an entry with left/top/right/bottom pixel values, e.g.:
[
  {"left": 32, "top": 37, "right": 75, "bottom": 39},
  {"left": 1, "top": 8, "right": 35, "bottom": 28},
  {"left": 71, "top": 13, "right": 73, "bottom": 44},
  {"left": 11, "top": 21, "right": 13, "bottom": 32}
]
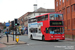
[
  {"left": 18, "top": 7, "right": 55, "bottom": 27},
  {"left": 55, "top": 0, "right": 75, "bottom": 35},
  {"left": 0, "top": 23, "right": 4, "bottom": 30},
  {"left": 18, "top": 12, "right": 32, "bottom": 27}
]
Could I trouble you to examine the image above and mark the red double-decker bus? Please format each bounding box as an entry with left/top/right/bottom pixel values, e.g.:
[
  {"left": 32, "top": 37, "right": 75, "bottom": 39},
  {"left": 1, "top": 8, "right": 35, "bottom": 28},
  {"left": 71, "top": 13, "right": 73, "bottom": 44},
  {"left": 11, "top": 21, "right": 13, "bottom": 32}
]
[{"left": 28, "top": 12, "right": 65, "bottom": 41}]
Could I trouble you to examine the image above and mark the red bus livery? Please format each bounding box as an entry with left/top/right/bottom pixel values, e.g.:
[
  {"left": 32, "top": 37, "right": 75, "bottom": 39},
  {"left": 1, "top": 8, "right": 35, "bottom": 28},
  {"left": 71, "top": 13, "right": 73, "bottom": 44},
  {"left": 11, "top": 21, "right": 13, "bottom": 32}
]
[{"left": 28, "top": 12, "right": 65, "bottom": 41}]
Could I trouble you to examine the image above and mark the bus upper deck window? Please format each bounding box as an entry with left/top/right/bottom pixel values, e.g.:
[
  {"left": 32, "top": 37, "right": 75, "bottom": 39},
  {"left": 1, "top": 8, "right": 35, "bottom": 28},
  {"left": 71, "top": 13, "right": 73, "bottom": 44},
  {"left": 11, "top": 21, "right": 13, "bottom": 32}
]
[
  {"left": 45, "top": 15, "right": 48, "bottom": 20},
  {"left": 58, "top": 15, "right": 63, "bottom": 20},
  {"left": 50, "top": 14, "right": 55, "bottom": 20},
  {"left": 38, "top": 17, "right": 41, "bottom": 21},
  {"left": 41, "top": 16, "right": 45, "bottom": 21}
]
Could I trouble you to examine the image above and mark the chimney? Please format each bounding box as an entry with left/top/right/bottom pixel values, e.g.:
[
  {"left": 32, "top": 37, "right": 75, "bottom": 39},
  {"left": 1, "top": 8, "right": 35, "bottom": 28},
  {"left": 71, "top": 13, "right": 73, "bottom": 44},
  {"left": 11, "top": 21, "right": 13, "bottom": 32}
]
[{"left": 34, "top": 4, "right": 37, "bottom": 12}]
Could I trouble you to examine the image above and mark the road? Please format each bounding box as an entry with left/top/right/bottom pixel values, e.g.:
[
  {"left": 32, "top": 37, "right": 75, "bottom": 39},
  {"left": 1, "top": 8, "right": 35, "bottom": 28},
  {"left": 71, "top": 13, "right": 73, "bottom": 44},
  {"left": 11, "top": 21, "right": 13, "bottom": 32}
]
[{"left": 0, "top": 35, "right": 75, "bottom": 50}]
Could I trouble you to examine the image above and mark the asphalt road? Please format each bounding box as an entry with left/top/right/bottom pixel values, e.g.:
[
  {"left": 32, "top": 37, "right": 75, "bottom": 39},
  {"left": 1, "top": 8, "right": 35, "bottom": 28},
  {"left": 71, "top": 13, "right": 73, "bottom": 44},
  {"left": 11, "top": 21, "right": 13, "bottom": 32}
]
[{"left": 0, "top": 35, "right": 75, "bottom": 50}]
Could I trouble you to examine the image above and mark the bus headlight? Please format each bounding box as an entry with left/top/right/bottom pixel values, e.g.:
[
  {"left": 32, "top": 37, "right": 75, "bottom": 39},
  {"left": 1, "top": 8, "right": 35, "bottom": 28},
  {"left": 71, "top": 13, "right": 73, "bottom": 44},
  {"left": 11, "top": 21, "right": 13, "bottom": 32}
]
[
  {"left": 51, "top": 36, "right": 53, "bottom": 38},
  {"left": 62, "top": 36, "right": 64, "bottom": 37}
]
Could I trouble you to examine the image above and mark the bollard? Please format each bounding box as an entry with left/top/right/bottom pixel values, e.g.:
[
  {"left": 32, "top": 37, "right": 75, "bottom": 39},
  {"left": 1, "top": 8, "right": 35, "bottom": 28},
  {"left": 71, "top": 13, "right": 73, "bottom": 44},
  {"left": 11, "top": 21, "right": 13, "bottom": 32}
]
[{"left": 16, "top": 36, "right": 19, "bottom": 43}]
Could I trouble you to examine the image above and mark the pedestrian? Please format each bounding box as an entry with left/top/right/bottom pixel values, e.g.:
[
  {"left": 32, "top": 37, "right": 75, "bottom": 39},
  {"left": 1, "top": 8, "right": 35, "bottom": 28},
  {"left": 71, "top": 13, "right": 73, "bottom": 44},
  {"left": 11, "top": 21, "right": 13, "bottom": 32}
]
[
  {"left": 0, "top": 29, "right": 1, "bottom": 33},
  {"left": 5, "top": 29, "right": 9, "bottom": 36}
]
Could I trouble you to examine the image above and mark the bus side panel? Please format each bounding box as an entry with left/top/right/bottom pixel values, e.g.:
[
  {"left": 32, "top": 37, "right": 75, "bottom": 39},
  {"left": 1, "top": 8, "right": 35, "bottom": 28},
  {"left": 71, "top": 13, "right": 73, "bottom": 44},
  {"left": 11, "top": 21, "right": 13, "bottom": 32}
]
[{"left": 38, "top": 20, "right": 49, "bottom": 40}]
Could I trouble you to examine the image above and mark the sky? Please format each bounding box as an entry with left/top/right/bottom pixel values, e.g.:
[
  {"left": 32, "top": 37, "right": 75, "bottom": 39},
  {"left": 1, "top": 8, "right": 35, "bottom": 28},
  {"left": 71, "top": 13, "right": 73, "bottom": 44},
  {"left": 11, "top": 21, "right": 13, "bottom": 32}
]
[{"left": 0, "top": 0, "right": 55, "bottom": 23}]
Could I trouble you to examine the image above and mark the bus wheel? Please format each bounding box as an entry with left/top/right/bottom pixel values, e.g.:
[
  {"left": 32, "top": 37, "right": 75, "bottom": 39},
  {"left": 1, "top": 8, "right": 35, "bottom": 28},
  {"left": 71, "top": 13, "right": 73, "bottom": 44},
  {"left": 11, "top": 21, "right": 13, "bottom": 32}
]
[
  {"left": 42, "top": 36, "right": 45, "bottom": 41},
  {"left": 30, "top": 35, "right": 33, "bottom": 40}
]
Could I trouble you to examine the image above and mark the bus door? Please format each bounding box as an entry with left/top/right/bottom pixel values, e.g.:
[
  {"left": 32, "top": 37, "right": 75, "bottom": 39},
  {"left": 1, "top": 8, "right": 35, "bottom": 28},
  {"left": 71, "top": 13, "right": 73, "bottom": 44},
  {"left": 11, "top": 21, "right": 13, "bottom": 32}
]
[{"left": 36, "top": 27, "right": 42, "bottom": 39}]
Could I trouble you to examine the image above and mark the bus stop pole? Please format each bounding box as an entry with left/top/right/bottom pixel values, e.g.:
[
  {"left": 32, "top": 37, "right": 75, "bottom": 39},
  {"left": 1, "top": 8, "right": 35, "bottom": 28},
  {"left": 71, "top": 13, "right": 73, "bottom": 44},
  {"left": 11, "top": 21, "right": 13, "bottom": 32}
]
[
  {"left": 7, "top": 33, "right": 9, "bottom": 43},
  {"left": 13, "top": 31, "right": 14, "bottom": 41}
]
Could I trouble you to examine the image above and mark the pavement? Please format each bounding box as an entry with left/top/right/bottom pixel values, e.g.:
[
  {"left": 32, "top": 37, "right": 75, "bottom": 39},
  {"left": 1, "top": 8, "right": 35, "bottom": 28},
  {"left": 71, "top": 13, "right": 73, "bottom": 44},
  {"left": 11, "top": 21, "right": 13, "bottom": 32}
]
[
  {"left": 0, "top": 43, "right": 6, "bottom": 48},
  {"left": 65, "top": 38, "right": 75, "bottom": 41},
  {"left": 2, "top": 36, "right": 75, "bottom": 50},
  {"left": 0, "top": 36, "right": 27, "bottom": 45}
]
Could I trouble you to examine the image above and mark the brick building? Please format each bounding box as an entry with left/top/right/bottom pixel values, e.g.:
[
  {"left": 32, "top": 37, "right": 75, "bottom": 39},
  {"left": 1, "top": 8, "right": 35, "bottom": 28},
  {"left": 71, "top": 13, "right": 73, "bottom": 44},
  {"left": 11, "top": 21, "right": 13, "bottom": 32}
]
[
  {"left": 18, "top": 12, "right": 32, "bottom": 27},
  {"left": 0, "top": 23, "right": 4, "bottom": 30},
  {"left": 55, "top": 0, "right": 75, "bottom": 35}
]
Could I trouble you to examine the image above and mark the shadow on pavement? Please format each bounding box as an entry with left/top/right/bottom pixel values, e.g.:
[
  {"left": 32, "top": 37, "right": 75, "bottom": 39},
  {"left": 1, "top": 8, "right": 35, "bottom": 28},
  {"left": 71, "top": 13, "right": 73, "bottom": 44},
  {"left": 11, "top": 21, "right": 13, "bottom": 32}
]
[{"left": 30, "top": 39, "right": 64, "bottom": 42}]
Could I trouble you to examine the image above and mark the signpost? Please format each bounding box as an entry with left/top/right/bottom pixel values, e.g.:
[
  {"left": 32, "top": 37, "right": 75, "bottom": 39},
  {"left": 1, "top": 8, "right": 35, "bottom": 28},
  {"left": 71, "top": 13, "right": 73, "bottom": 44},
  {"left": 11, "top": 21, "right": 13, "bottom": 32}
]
[
  {"left": 5, "top": 23, "right": 10, "bottom": 27},
  {"left": 5, "top": 23, "right": 10, "bottom": 43}
]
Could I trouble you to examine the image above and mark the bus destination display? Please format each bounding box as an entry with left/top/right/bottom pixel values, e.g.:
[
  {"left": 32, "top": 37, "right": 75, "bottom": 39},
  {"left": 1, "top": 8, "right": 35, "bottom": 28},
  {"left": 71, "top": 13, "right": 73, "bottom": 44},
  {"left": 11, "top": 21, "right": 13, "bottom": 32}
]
[{"left": 50, "top": 21, "right": 63, "bottom": 26}]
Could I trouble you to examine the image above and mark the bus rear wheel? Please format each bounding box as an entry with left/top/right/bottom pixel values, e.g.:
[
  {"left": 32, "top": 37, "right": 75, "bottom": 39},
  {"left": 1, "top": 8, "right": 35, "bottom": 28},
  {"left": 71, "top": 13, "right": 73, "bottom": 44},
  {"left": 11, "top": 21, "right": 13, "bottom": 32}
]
[
  {"left": 30, "top": 35, "right": 33, "bottom": 40},
  {"left": 42, "top": 36, "right": 45, "bottom": 41}
]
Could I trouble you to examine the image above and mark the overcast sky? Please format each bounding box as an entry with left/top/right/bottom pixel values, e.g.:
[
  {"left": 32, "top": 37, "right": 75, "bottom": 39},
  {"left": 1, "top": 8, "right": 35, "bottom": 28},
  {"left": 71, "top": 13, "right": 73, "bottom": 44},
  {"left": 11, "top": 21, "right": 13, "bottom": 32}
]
[{"left": 0, "top": 0, "right": 55, "bottom": 23}]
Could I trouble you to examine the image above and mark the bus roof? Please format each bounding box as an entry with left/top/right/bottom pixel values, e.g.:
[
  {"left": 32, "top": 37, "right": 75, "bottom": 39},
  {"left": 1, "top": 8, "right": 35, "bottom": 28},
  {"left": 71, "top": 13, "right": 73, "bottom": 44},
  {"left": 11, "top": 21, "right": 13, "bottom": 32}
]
[
  {"left": 28, "top": 12, "right": 63, "bottom": 19},
  {"left": 36, "top": 12, "right": 63, "bottom": 18}
]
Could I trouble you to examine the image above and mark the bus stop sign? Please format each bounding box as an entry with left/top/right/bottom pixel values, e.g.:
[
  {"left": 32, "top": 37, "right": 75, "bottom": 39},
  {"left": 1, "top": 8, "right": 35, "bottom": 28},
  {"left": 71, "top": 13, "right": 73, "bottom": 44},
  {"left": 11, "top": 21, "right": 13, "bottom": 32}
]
[{"left": 5, "top": 23, "right": 10, "bottom": 27}]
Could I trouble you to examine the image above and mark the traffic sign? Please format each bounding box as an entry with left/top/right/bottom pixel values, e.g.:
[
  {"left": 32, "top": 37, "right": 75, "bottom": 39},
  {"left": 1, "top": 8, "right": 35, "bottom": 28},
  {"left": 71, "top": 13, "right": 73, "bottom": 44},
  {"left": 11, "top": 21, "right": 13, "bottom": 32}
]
[{"left": 5, "top": 23, "right": 10, "bottom": 27}]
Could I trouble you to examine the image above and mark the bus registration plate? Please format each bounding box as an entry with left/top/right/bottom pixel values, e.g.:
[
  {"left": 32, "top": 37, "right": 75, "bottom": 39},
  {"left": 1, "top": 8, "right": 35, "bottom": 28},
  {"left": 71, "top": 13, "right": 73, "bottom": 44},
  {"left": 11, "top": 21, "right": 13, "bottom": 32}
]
[{"left": 56, "top": 39, "right": 59, "bottom": 40}]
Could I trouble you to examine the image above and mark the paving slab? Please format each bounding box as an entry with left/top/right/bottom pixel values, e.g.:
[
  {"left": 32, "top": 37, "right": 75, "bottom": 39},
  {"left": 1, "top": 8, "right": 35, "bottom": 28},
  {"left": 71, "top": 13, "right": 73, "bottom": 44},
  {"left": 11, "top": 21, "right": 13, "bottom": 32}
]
[
  {"left": 0, "top": 36, "right": 27, "bottom": 45},
  {"left": 0, "top": 43, "right": 6, "bottom": 48},
  {"left": 65, "top": 38, "right": 75, "bottom": 41},
  {"left": 3, "top": 41, "right": 27, "bottom": 45}
]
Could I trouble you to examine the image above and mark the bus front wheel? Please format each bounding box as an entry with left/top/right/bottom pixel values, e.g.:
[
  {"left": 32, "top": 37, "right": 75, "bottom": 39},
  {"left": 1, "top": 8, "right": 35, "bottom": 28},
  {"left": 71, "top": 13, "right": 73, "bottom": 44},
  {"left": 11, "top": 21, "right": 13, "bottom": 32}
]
[
  {"left": 30, "top": 35, "right": 33, "bottom": 40},
  {"left": 42, "top": 36, "right": 45, "bottom": 41}
]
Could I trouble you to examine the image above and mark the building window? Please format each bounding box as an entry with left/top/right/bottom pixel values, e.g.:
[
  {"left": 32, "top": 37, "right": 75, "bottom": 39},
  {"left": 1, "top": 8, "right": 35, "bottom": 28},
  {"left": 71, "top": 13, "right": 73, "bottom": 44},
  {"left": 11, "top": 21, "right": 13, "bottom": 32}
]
[
  {"left": 67, "top": 7, "right": 70, "bottom": 14},
  {"left": 59, "top": 10, "right": 61, "bottom": 13},
  {"left": 59, "top": 0, "right": 61, "bottom": 5},
  {"left": 63, "top": 9, "right": 65, "bottom": 15},
  {"left": 67, "top": 20, "right": 70, "bottom": 26},
  {"left": 72, "top": 18, "right": 74, "bottom": 25},
  {"left": 74, "top": 18, "right": 75, "bottom": 25},
  {"left": 56, "top": 2, "right": 58, "bottom": 7},
  {"left": 21, "top": 18, "right": 23, "bottom": 22},
  {"left": 74, "top": 4, "right": 75, "bottom": 11},
  {"left": 72, "top": 5, "right": 73, "bottom": 12},
  {"left": 63, "top": 0, "right": 64, "bottom": 3}
]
